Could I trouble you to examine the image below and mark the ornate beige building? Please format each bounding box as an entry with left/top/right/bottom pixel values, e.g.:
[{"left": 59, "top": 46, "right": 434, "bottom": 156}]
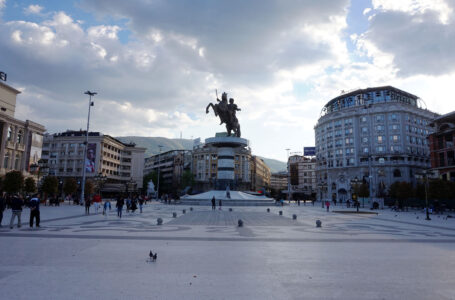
[
  {"left": 251, "top": 156, "right": 271, "bottom": 192},
  {"left": 0, "top": 81, "right": 45, "bottom": 175}
]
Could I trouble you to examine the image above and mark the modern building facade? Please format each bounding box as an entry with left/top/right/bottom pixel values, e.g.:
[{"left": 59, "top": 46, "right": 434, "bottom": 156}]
[
  {"left": 429, "top": 111, "right": 455, "bottom": 181},
  {"left": 0, "top": 81, "right": 45, "bottom": 175},
  {"left": 270, "top": 172, "right": 288, "bottom": 193},
  {"left": 144, "top": 150, "right": 192, "bottom": 192},
  {"left": 250, "top": 156, "right": 271, "bottom": 192},
  {"left": 41, "top": 131, "right": 145, "bottom": 192},
  {"left": 314, "top": 86, "right": 439, "bottom": 202},
  {"left": 288, "top": 155, "right": 316, "bottom": 199}
]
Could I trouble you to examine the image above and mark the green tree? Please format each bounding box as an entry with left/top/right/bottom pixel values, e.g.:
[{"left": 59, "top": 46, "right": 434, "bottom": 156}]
[
  {"left": 3, "top": 170, "right": 24, "bottom": 193},
  {"left": 63, "top": 178, "right": 78, "bottom": 196},
  {"left": 41, "top": 176, "right": 58, "bottom": 196},
  {"left": 24, "top": 177, "right": 36, "bottom": 194},
  {"left": 180, "top": 170, "right": 194, "bottom": 189},
  {"left": 143, "top": 171, "right": 158, "bottom": 191},
  {"left": 84, "top": 180, "right": 95, "bottom": 198},
  {"left": 357, "top": 183, "right": 370, "bottom": 198}
]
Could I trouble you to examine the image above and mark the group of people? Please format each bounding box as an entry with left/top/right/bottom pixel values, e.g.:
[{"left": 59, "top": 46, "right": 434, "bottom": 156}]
[
  {"left": 0, "top": 193, "right": 41, "bottom": 229},
  {"left": 84, "top": 194, "right": 149, "bottom": 217}
]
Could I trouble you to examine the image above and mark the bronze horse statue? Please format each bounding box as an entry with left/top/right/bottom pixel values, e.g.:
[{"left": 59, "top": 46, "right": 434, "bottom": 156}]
[{"left": 206, "top": 92, "right": 241, "bottom": 137}]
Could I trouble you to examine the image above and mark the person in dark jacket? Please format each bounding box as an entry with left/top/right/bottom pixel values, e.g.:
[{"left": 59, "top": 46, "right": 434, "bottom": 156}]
[
  {"left": 9, "top": 194, "right": 23, "bottom": 229},
  {"left": 29, "top": 194, "right": 40, "bottom": 228},
  {"left": 0, "top": 193, "right": 5, "bottom": 227},
  {"left": 116, "top": 196, "right": 124, "bottom": 218},
  {"left": 211, "top": 196, "right": 216, "bottom": 210},
  {"left": 85, "top": 198, "right": 91, "bottom": 215}
]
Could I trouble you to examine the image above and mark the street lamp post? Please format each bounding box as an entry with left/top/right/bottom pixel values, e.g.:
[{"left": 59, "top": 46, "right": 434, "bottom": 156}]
[
  {"left": 416, "top": 170, "right": 432, "bottom": 221},
  {"left": 156, "top": 145, "right": 163, "bottom": 200},
  {"left": 351, "top": 176, "right": 360, "bottom": 212},
  {"left": 80, "top": 90, "right": 97, "bottom": 206},
  {"left": 285, "top": 148, "right": 291, "bottom": 201}
]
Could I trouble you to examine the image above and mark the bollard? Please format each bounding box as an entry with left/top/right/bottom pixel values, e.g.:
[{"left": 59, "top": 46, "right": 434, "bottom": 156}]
[
  {"left": 182, "top": 209, "right": 186, "bottom": 214},
  {"left": 157, "top": 218, "right": 163, "bottom": 225},
  {"left": 172, "top": 212, "right": 177, "bottom": 218},
  {"left": 316, "top": 220, "right": 322, "bottom": 227},
  {"left": 238, "top": 219, "right": 243, "bottom": 227},
  {"left": 292, "top": 214, "right": 297, "bottom": 220},
  {"left": 190, "top": 207, "right": 193, "bottom": 211},
  {"left": 279, "top": 211, "right": 283, "bottom": 216},
  {"left": 229, "top": 208, "right": 233, "bottom": 212},
  {"left": 267, "top": 208, "right": 270, "bottom": 213}
]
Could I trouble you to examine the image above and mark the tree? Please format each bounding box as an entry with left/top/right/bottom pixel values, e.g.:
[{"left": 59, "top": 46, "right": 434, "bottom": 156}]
[
  {"left": 180, "top": 170, "right": 194, "bottom": 189},
  {"left": 24, "top": 177, "right": 36, "bottom": 194},
  {"left": 143, "top": 171, "right": 158, "bottom": 191},
  {"left": 63, "top": 178, "right": 78, "bottom": 196},
  {"left": 41, "top": 176, "right": 58, "bottom": 197},
  {"left": 357, "top": 183, "right": 370, "bottom": 198},
  {"left": 3, "top": 170, "right": 24, "bottom": 193},
  {"left": 84, "top": 180, "right": 94, "bottom": 198}
]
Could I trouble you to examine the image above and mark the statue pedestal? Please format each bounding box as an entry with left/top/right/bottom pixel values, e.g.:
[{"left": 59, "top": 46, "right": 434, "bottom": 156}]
[{"left": 204, "top": 136, "right": 249, "bottom": 190}]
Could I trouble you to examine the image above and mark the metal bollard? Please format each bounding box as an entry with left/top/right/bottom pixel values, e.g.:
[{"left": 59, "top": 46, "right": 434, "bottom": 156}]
[
  {"left": 292, "top": 214, "right": 297, "bottom": 220},
  {"left": 229, "top": 208, "right": 233, "bottom": 212},
  {"left": 316, "top": 220, "right": 322, "bottom": 227},
  {"left": 182, "top": 209, "right": 186, "bottom": 214},
  {"left": 157, "top": 218, "right": 163, "bottom": 225},
  {"left": 267, "top": 208, "right": 270, "bottom": 212},
  {"left": 279, "top": 211, "right": 283, "bottom": 216},
  {"left": 172, "top": 212, "right": 177, "bottom": 218},
  {"left": 190, "top": 207, "right": 193, "bottom": 211},
  {"left": 238, "top": 219, "right": 243, "bottom": 227}
]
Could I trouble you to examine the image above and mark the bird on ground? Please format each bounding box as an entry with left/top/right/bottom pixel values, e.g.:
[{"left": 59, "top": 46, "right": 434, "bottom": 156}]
[{"left": 149, "top": 250, "right": 157, "bottom": 262}]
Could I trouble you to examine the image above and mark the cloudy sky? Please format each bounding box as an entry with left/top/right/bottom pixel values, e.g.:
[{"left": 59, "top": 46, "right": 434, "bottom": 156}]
[{"left": 1, "top": 0, "right": 455, "bottom": 161}]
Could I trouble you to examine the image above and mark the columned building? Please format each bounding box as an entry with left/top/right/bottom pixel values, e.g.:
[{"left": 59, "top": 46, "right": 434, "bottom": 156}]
[
  {"left": 0, "top": 81, "right": 45, "bottom": 175},
  {"left": 41, "top": 131, "right": 145, "bottom": 193},
  {"left": 314, "top": 86, "right": 439, "bottom": 202},
  {"left": 429, "top": 111, "right": 455, "bottom": 181}
]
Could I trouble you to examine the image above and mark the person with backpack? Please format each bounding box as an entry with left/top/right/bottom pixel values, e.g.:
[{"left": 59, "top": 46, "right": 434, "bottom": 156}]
[{"left": 29, "top": 194, "right": 40, "bottom": 228}]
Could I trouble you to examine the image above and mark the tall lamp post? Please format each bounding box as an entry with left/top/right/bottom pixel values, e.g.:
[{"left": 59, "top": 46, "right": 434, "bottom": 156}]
[
  {"left": 80, "top": 90, "right": 97, "bottom": 206},
  {"left": 156, "top": 145, "right": 163, "bottom": 200},
  {"left": 416, "top": 170, "right": 432, "bottom": 221},
  {"left": 351, "top": 176, "right": 360, "bottom": 212},
  {"left": 285, "top": 148, "right": 291, "bottom": 201}
]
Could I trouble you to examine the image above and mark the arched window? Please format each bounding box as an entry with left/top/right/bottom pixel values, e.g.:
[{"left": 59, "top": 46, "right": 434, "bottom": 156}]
[
  {"left": 6, "top": 126, "right": 12, "bottom": 141},
  {"left": 17, "top": 130, "right": 23, "bottom": 144},
  {"left": 3, "top": 153, "right": 9, "bottom": 169},
  {"left": 14, "top": 154, "right": 20, "bottom": 170},
  {"left": 393, "top": 169, "right": 402, "bottom": 177}
]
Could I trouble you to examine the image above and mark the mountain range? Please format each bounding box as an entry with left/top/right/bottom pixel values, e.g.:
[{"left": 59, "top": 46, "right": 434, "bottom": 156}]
[{"left": 116, "top": 136, "right": 287, "bottom": 173}]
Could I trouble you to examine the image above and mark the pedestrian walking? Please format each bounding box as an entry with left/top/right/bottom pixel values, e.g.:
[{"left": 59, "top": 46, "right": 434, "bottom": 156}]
[
  {"left": 85, "top": 198, "right": 91, "bottom": 215},
  {"left": 93, "top": 194, "right": 102, "bottom": 214},
  {"left": 139, "top": 197, "right": 144, "bottom": 213},
  {"left": 9, "top": 194, "right": 23, "bottom": 229},
  {"left": 29, "top": 194, "right": 40, "bottom": 228},
  {"left": 325, "top": 200, "right": 330, "bottom": 212},
  {"left": 297, "top": 199, "right": 300, "bottom": 206},
  {"left": 211, "top": 196, "right": 216, "bottom": 210},
  {"left": 103, "top": 200, "right": 111, "bottom": 216},
  {"left": 116, "top": 196, "right": 124, "bottom": 218},
  {"left": 218, "top": 199, "right": 222, "bottom": 210},
  {"left": 0, "top": 193, "right": 5, "bottom": 227}
]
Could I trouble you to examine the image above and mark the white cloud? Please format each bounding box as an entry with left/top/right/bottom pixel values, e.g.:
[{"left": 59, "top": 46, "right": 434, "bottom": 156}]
[{"left": 24, "top": 4, "right": 44, "bottom": 15}]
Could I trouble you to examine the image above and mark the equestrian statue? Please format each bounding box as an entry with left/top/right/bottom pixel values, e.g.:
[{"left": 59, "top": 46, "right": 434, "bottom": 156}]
[{"left": 206, "top": 91, "right": 241, "bottom": 137}]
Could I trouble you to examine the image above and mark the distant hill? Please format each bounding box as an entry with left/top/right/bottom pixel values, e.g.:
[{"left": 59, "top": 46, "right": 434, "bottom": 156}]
[{"left": 116, "top": 136, "right": 287, "bottom": 173}]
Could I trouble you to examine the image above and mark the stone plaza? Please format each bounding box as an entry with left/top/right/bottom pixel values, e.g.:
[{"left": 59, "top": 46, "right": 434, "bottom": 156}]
[{"left": 1, "top": 203, "right": 455, "bottom": 299}]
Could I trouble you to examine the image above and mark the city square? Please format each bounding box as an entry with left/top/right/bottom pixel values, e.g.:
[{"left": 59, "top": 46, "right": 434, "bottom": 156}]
[{"left": 1, "top": 203, "right": 455, "bottom": 299}]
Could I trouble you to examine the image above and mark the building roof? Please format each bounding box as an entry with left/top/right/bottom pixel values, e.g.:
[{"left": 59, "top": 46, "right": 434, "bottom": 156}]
[
  {"left": 0, "top": 81, "right": 21, "bottom": 94},
  {"left": 430, "top": 110, "right": 455, "bottom": 125},
  {"left": 324, "top": 85, "right": 418, "bottom": 109}
]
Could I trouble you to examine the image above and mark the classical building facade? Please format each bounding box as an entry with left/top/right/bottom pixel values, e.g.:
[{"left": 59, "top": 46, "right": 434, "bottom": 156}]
[
  {"left": 314, "top": 86, "right": 439, "bottom": 202},
  {"left": 429, "top": 111, "right": 455, "bottom": 181},
  {"left": 144, "top": 150, "right": 192, "bottom": 192},
  {"left": 0, "top": 81, "right": 45, "bottom": 175},
  {"left": 250, "top": 156, "right": 271, "bottom": 192},
  {"left": 288, "top": 155, "right": 316, "bottom": 199},
  {"left": 41, "top": 131, "right": 145, "bottom": 192}
]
